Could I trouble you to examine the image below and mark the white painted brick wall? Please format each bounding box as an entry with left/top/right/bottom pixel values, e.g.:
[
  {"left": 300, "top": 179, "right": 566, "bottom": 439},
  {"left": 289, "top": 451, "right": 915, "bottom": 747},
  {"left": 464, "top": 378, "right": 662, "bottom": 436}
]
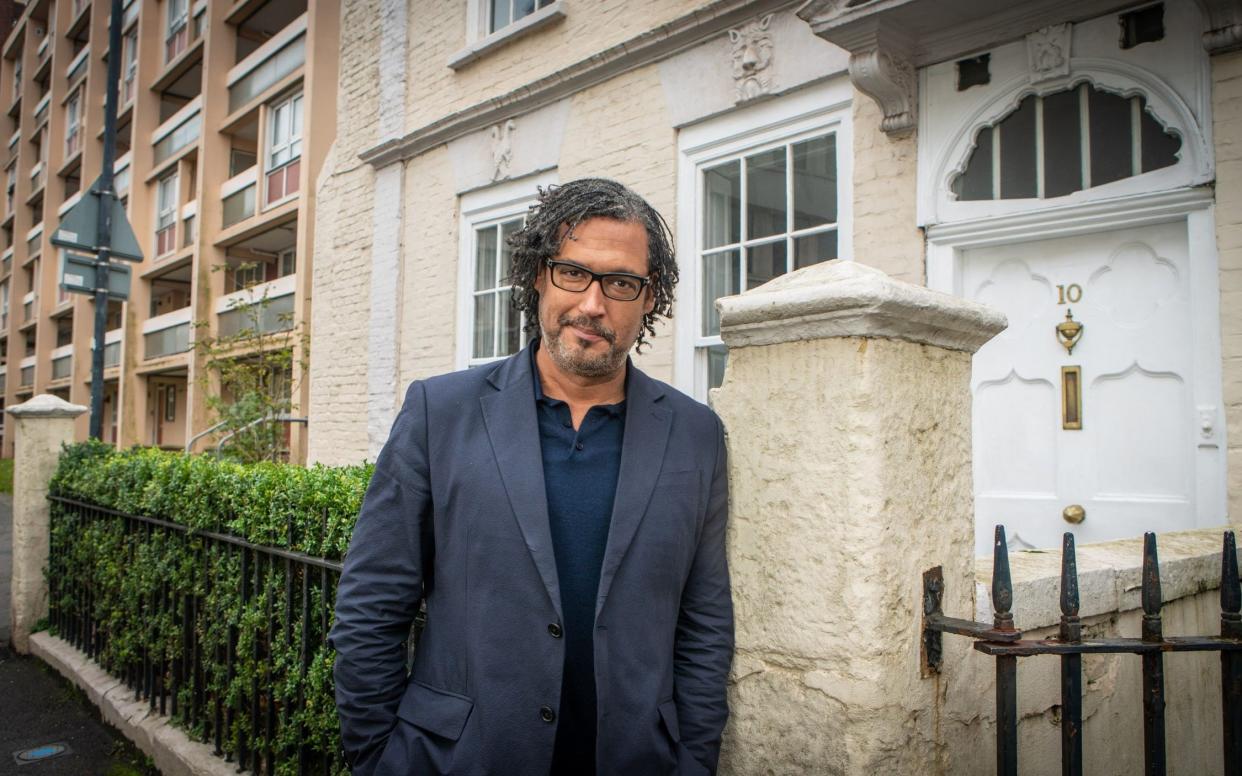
[{"left": 1213, "top": 50, "right": 1242, "bottom": 525}]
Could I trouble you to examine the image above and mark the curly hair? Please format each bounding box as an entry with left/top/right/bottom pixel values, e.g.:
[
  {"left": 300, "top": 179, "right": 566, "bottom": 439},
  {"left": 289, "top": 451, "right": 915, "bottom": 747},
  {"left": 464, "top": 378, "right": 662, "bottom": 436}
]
[{"left": 506, "top": 178, "right": 678, "bottom": 353}]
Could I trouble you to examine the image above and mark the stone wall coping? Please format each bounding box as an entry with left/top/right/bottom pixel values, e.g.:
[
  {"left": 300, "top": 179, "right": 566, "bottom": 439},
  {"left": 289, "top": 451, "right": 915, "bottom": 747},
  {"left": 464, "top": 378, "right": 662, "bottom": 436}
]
[
  {"left": 973, "top": 527, "right": 1238, "bottom": 632},
  {"left": 716, "top": 259, "right": 1008, "bottom": 352},
  {"left": 6, "top": 393, "right": 89, "bottom": 418}
]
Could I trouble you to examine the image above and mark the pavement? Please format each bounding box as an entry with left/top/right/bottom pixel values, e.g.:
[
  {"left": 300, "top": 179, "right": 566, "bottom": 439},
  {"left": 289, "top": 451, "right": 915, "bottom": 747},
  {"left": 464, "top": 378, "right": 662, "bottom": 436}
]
[{"left": 0, "top": 493, "right": 156, "bottom": 775}]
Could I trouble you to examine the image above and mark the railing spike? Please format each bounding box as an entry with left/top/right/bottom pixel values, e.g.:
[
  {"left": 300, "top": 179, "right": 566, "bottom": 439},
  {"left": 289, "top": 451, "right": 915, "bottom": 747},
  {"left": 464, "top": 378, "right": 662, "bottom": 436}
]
[
  {"left": 993, "top": 525, "right": 1015, "bottom": 631},
  {"left": 1060, "top": 532, "right": 1081, "bottom": 644},
  {"left": 1142, "top": 532, "right": 1162, "bottom": 618},
  {"left": 1223, "top": 531, "right": 1240, "bottom": 620},
  {"left": 1142, "top": 532, "right": 1163, "bottom": 643}
]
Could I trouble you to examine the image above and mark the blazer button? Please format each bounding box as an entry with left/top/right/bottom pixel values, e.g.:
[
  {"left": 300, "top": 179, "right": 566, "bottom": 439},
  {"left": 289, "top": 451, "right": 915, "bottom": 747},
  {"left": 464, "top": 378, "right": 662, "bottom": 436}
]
[
  {"left": 547, "top": 623, "right": 563, "bottom": 638},
  {"left": 540, "top": 706, "right": 556, "bottom": 723}
]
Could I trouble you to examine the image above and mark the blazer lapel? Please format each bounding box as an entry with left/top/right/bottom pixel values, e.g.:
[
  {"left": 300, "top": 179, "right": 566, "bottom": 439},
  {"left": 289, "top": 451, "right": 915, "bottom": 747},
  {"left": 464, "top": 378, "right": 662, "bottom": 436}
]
[
  {"left": 480, "top": 353, "right": 563, "bottom": 621},
  {"left": 596, "top": 368, "right": 671, "bottom": 619}
]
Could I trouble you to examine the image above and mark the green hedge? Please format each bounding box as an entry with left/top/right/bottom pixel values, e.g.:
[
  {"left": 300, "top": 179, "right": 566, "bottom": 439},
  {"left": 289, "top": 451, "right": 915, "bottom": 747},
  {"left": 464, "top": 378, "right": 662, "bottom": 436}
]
[{"left": 48, "top": 440, "right": 374, "bottom": 776}]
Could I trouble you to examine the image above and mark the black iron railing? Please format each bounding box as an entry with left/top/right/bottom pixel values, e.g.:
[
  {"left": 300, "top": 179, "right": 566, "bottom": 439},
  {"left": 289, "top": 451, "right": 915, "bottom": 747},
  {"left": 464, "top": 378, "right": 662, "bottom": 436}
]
[
  {"left": 47, "top": 494, "right": 346, "bottom": 776},
  {"left": 923, "top": 526, "right": 1242, "bottom": 776}
]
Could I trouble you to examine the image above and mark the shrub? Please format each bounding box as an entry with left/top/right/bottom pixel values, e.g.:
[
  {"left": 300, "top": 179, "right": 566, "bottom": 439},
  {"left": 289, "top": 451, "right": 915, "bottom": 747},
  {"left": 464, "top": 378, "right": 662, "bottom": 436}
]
[{"left": 48, "top": 441, "right": 374, "bottom": 775}]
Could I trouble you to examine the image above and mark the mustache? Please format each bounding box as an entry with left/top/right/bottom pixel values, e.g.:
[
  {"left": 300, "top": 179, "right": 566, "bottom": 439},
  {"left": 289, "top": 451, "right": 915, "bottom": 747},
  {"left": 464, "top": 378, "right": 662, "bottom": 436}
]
[{"left": 557, "top": 315, "right": 616, "bottom": 344}]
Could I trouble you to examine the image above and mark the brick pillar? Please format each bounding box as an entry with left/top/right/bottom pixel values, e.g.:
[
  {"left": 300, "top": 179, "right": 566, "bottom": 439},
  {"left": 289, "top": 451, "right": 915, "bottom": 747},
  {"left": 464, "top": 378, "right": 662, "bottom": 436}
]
[
  {"left": 6, "top": 394, "right": 87, "bottom": 653},
  {"left": 713, "top": 260, "right": 1005, "bottom": 774}
]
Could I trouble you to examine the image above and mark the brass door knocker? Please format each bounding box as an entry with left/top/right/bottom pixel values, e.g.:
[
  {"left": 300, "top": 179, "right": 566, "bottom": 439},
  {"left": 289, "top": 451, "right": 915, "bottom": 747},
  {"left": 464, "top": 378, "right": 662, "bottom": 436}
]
[{"left": 1056, "top": 309, "right": 1083, "bottom": 355}]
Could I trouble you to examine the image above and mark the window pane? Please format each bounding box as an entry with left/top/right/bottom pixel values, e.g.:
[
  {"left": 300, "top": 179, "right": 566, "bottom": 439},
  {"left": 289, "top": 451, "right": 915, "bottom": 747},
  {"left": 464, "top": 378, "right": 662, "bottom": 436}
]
[
  {"left": 702, "top": 249, "right": 739, "bottom": 337},
  {"left": 499, "top": 218, "right": 522, "bottom": 283},
  {"left": 473, "top": 293, "right": 496, "bottom": 359},
  {"left": 953, "top": 127, "right": 992, "bottom": 199},
  {"left": 747, "top": 147, "right": 786, "bottom": 239},
  {"left": 1043, "top": 89, "right": 1082, "bottom": 198},
  {"left": 499, "top": 288, "right": 520, "bottom": 356},
  {"left": 703, "top": 161, "right": 740, "bottom": 249},
  {"left": 490, "top": 0, "right": 511, "bottom": 32},
  {"left": 707, "top": 344, "right": 728, "bottom": 390},
  {"left": 475, "top": 226, "right": 498, "bottom": 290},
  {"left": 999, "top": 95, "right": 1037, "bottom": 199},
  {"left": 1089, "top": 88, "right": 1132, "bottom": 186},
  {"left": 746, "top": 240, "right": 786, "bottom": 290},
  {"left": 1139, "top": 97, "right": 1180, "bottom": 174},
  {"left": 794, "top": 230, "right": 837, "bottom": 270},
  {"left": 792, "top": 135, "right": 836, "bottom": 229},
  {"left": 514, "top": 0, "right": 535, "bottom": 21}
]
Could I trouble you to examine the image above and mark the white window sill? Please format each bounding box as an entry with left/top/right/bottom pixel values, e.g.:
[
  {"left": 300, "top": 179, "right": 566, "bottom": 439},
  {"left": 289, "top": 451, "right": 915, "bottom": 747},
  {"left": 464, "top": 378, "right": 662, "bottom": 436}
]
[{"left": 448, "top": 2, "right": 565, "bottom": 71}]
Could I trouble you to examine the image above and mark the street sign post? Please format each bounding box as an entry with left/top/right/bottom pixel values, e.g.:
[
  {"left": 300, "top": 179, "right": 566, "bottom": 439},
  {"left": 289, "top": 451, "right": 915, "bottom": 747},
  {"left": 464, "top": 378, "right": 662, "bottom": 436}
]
[
  {"left": 47, "top": 0, "right": 130, "bottom": 440},
  {"left": 59, "top": 252, "right": 131, "bottom": 300},
  {"left": 50, "top": 179, "right": 143, "bottom": 262}
]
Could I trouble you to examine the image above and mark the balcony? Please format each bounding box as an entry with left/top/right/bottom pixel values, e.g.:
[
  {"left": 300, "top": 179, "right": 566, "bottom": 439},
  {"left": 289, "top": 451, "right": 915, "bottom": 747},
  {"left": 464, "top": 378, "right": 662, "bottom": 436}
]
[
  {"left": 221, "top": 167, "right": 256, "bottom": 228},
  {"left": 65, "top": 47, "right": 89, "bottom": 88},
  {"left": 143, "top": 306, "right": 192, "bottom": 360},
  {"left": 151, "top": 98, "right": 201, "bottom": 169},
  {"left": 21, "top": 291, "right": 35, "bottom": 323},
  {"left": 36, "top": 34, "right": 49, "bottom": 66},
  {"left": 26, "top": 225, "right": 43, "bottom": 259},
  {"left": 51, "top": 343, "right": 73, "bottom": 381},
  {"left": 216, "top": 274, "right": 296, "bottom": 338},
  {"left": 32, "top": 92, "right": 50, "bottom": 129},
  {"left": 19, "top": 355, "right": 35, "bottom": 387},
  {"left": 226, "top": 15, "right": 307, "bottom": 115},
  {"left": 92, "top": 327, "right": 123, "bottom": 369}
]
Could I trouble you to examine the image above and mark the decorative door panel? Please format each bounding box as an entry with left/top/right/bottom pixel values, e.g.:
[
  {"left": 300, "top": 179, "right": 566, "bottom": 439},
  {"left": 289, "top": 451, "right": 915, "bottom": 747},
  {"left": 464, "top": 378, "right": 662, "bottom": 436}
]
[{"left": 963, "top": 222, "right": 1193, "bottom": 554}]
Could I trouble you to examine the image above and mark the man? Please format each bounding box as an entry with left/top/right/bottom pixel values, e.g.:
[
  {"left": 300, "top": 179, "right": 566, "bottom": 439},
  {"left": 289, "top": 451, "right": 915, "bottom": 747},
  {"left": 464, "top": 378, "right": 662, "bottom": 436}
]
[{"left": 330, "top": 178, "right": 733, "bottom": 776}]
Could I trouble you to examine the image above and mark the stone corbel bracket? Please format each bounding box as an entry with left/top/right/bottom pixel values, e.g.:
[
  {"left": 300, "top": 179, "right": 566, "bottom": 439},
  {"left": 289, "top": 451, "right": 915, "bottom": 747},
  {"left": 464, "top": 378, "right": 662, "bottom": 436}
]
[
  {"left": 798, "top": 2, "right": 917, "bottom": 136},
  {"left": 849, "top": 47, "right": 917, "bottom": 135},
  {"left": 1201, "top": 0, "right": 1242, "bottom": 54},
  {"left": 717, "top": 259, "right": 1007, "bottom": 353}
]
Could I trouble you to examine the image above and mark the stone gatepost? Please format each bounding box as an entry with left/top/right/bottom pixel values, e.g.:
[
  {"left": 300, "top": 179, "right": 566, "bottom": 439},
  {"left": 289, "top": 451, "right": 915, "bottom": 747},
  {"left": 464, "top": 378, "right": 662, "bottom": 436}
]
[
  {"left": 714, "top": 260, "right": 1006, "bottom": 775},
  {"left": 6, "top": 394, "right": 87, "bottom": 653}
]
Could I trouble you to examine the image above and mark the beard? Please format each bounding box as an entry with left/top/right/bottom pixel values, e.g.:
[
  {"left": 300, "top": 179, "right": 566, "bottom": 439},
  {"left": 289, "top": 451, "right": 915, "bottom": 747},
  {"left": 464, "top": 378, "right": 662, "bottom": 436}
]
[{"left": 541, "top": 313, "right": 632, "bottom": 379}]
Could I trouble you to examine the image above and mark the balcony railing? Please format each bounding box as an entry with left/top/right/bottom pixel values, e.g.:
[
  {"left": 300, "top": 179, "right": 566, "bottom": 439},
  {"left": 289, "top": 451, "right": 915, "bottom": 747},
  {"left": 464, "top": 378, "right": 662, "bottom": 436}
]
[
  {"left": 216, "top": 275, "right": 297, "bottom": 338},
  {"left": 51, "top": 355, "right": 72, "bottom": 380},
  {"left": 27, "top": 226, "right": 43, "bottom": 258},
  {"left": 65, "top": 47, "right": 90, "bottom": 86},
  {"left": 19, "top": 356, "right": 35, "bottom": 387},
  {"left": 33, "top": 93, "right": 50, "bottom": 128},
  {"left": 36, "top": 36, "right": 49, "bottom": 65},
  {"left": 221, "top": 167, "right": 257, "bottom": 228},
  {"left": 92, "top": 328, "right": 123, "bottom": 368},
  {"left": 143, "top": 307, "right": 192, "bottom": 359},
  {"left": 226, "top": 16, "right": 307, "bottom": 113},
  {"left": 152, "top": 99, "right": 201, "bottom": 166}
]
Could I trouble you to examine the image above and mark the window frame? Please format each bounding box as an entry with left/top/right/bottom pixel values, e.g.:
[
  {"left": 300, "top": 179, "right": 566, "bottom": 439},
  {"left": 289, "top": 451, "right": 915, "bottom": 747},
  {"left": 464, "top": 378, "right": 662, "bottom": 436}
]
[
  {"left": 121, "top": 26, "right": 139, "bottom": 105},
  {"left": 456, "top": 170, "right": 557, "bottom": 370},
  {"left": 264, "top": 92, "right": 303, "bottom": 209},
  {"left": 154, "top": 171, "right": 178, "bottom": 256},
  {"left": 64, "top": 88, "right": 83, "bottom": 159},
  {"left": 674, "top": 79, "right": 853, "bottom": 401},
  {"left": 165, "top": 0, "right": 190, "bottom": 62}
]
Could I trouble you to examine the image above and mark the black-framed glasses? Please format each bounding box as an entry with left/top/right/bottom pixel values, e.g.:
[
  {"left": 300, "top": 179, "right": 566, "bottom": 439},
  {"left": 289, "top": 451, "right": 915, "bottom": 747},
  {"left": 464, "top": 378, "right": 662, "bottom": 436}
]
[{"left": 546, "top": 259, "right": 650, "bottom": 302}]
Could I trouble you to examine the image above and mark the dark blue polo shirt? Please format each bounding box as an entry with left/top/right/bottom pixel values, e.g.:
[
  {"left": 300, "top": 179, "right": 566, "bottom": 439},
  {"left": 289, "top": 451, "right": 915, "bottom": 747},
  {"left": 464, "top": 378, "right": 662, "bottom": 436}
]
[{"left": 531, "top": 345, "right": 625, "bottom": 776}]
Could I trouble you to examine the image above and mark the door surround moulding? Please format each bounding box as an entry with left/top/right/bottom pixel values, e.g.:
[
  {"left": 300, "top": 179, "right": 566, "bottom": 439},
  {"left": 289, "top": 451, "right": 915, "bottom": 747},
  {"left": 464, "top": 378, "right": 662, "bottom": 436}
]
[{"left": 926, "top": 187, "right": 1215, "bottom": 251}]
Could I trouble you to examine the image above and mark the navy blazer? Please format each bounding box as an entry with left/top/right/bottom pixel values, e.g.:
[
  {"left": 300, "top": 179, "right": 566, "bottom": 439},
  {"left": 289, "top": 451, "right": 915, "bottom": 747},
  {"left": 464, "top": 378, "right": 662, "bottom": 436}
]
[{"left": 330, "top": 347, "right": 734, "bottom": 776}]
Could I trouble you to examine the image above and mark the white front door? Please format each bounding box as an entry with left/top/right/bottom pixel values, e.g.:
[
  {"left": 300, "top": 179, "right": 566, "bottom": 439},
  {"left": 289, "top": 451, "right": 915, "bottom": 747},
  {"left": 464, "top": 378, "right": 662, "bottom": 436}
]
[{"left": 962, "top": 220, "right": 1218, "bottom": 554}]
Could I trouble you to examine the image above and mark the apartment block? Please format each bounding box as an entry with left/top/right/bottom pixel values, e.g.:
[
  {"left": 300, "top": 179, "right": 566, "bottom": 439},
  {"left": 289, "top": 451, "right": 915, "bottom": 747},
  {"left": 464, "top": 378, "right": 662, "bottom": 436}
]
[{"left": 0, "top": 0, "right": 338, "bottom": 461}]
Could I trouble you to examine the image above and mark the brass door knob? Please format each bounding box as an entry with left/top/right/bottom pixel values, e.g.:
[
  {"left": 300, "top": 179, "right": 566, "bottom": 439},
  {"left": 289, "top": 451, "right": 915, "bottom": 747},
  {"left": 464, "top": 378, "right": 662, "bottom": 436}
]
[{"left": 1062, "top": 504, "right": 1086, "bottom": 524}]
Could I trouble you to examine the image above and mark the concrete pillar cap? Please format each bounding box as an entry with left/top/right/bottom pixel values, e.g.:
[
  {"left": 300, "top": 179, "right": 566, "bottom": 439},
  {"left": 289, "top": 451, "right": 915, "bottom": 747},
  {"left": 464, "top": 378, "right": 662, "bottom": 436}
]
[
  {"left": 7, "top": 394, "right": 90, "bottom": 418},
  {"left": 717, "top": 259, "right": 1007, "bottom": 353}
]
